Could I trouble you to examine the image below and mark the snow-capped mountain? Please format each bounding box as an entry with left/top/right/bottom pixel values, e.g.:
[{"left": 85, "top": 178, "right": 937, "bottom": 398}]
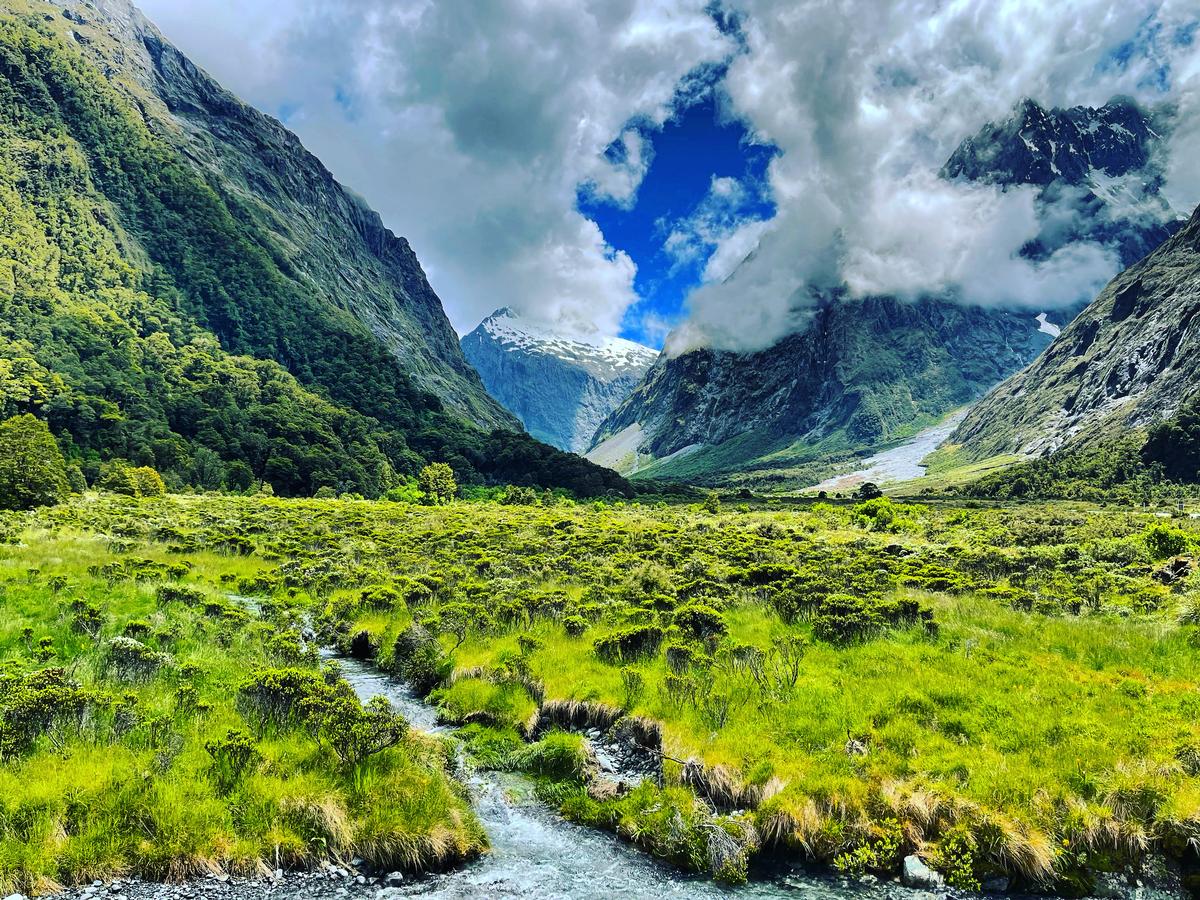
[
  {"left": 942, "top": 96, "right": 1179, "bottom": 267},
  {"left": 461, "top": 309, "right": 658, "bottom": 453}
]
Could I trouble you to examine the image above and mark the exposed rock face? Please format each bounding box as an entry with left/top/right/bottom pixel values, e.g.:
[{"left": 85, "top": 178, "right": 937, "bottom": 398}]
[
  {"left": 461, "top": 309, "right": 657, "bottom": 452},
  {"left": 953, "top": 204, "right": 1200, "bottom": 459},
  {"left": 943, "top": 96, "right": 1179, "bottom": 267},
  {"left": 591, "top": 97, "right": 1182, "bottom": 484},
  {"left": 52, "top": 0, "right": 514, "bottom": 429}
]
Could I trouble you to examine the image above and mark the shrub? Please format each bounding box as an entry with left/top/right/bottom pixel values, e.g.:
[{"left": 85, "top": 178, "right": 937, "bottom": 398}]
[
  {"left": 1145, "top": 523, "right": 1189, "bottom": 560},
  {"left": 391, "top": 626, "right": 452, "bottom": 695},
  {"left": 204, "top": 728, "right": 260, "bottom": 795},
  {"left": 237, "top": 668, "right": 326, "bottom": 735},
  {"left": 672, "top": 604, "right": 727, "bottom": 640},
  {"left": 103, "top": 637, "right": 171, "bottom": 683},
  {"left": 594, "top": 625, "right": 665, "bottom": 662},
  {"left": 304, "top": 692, "right": 409, "bottom": 769},
  {"left": 0, "top": 668, "right": 97, "bottom": 760},
  {"left": 132, "top": 466, "right": 167, "bottom": 498},
  {"left": 0, "top": 414, "right": 68, "bottom": 510}
]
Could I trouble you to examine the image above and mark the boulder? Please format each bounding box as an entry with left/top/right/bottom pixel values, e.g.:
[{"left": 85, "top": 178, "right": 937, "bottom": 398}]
[{"left": 901, "top": 854, "right": 945, "bottom": 890}]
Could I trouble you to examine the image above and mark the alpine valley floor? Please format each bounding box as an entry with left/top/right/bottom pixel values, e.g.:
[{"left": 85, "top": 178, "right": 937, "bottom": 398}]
[{"left": 3, "top": 494, "right": 1200, "bottom": 898}]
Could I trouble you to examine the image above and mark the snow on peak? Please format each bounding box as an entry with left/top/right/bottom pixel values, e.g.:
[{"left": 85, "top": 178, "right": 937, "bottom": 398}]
[{"left": 477, "top": 308, "right": 658, "bottom": 376}]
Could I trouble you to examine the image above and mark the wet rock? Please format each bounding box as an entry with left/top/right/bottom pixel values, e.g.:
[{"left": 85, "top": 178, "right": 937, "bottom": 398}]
[
  {"left": 1092, "top": 873, "right": 1127, "bottom": 898},
  {"left": 901, "top": 855, "right": 944, "bottom": 890},
  {"left": 587, "top": 776, "right": 629, "bottom": 802},
  {"left": 383, "top": 872, "right": 405, "bottom": 887},
  {"left": 981, "top": 875, "right": 1009, "bottom": 893}
]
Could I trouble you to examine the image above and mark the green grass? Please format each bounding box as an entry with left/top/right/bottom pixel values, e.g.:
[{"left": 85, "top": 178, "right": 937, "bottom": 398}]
[
  {"left": 4, "top": 493, "right": 1200, "bottom": 893},
  {"left": 0, "top": 511, "right": 484, "bottom": 895}
]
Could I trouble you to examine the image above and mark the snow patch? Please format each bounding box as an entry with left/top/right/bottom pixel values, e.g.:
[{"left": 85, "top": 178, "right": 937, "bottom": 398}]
[
  {"left": 1035, "top": 312, "right": 1061, "bottom": 338},
  {"left": 479, "top": 309, "right": 657, "bottom": 375}
]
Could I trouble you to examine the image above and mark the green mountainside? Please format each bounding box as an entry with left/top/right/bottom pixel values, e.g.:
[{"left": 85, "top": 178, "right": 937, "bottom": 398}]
[{"left": 0, "top": 2, "right": 628, "bottom": 498}]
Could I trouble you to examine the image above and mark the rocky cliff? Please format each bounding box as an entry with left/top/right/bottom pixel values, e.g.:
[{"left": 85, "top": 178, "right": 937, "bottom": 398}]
[
  {"left": 953, "top": 203, "right": 1200, "bottom": 459},
  {"left": 461, "top": 309, "right": 657, "bottom": 452}
]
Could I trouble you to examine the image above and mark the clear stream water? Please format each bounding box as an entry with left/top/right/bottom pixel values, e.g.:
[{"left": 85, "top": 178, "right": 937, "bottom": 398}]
[{"left": 332, "top": 655, "right": 894, "bottom": 900}]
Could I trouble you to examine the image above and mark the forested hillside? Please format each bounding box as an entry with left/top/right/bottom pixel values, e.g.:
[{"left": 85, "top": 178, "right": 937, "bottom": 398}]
[{"left": 0, "top": 6, "right": 628, "bottom": 498}]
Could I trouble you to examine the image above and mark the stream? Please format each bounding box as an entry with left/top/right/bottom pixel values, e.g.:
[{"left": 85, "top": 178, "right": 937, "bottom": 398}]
[{"left": 331, "top": 654, "right": 904, "bottom": 899}]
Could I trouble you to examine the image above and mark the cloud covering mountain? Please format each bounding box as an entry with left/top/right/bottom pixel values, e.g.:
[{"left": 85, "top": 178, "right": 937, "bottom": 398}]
[{"left": 140, "top": 0, "right": 1200, "bottom": 351}]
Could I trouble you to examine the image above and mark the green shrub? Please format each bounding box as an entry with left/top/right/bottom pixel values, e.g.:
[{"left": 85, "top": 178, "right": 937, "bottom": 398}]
[
  {"left": 1145, "top": 523, "right": 1189, "bottom": 560},
  {"left": 594, "top": 625, "right": 665, "bottom": 662}
]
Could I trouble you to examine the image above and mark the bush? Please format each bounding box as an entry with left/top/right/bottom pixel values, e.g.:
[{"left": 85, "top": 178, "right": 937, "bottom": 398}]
[
  {"left": 103, "top": 637, "right": 171, "bottom": 683},
  {"left": 0, "top": 414, "right": 68, "bottom": 511},
  {"left": 594, "top": 625, "right": 665, "bottom": 662},
  {"left": 1145, "top": 523, "right": 1189, "bottom": 560},
  {"left": 672, "top": 604, "right": 727, "bottom": 640},
  {"left": 204, "top": 729, "right": 260, "bottom": 795},
  {"left": 304, "top": 692, "right": 409, "bottom": 769}
]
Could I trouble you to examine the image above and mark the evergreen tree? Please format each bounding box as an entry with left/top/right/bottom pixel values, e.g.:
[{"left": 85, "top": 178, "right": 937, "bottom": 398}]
[{"left": 0, "top": 414, "right": 68, "bottom": 510}]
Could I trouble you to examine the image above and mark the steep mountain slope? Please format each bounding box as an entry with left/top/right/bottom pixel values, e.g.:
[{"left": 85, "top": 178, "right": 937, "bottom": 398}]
[
  {"left": 461, "top": 309, "right": 657, "bottom": 452},
  {"left": 590, "top": 98, "right": 1182, "bottom": 487},
  {"left": 49, "top": 0, "right": 511, "bottom": 430},
  {"left": 952, "top": 202, "right": 1200, "bottom": 460},
  {"left": 0, "top": 0, "right": 629, "bottom": 497}
]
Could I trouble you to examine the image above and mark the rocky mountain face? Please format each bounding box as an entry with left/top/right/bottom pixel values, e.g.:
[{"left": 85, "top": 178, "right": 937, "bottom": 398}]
[
  {"left": 589, "top": 97, "right": 1182, "bottom": 486},
  {"left": 588, "top": 298, "right": 1059, "bottom": 484},
  {"left": 943, "top": 97, "right": 1179, "bottom": 268},
  {"left": 52, "top": 0, "right": 513, "bottom": 430},
  {"left": 461, "top": 309, "right": 657, "bottom": 453},
  {"left": 952, "top": 203, "right": 1200, "bottom": 460}
]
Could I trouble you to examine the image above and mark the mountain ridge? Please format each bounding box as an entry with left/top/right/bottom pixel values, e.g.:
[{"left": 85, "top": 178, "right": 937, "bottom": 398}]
[
  {"left": 461, "top": 308, "right": 657, "bottom": 453},
  {"left": 952, "top": 202, "right": 1200, "bottom": 461}
]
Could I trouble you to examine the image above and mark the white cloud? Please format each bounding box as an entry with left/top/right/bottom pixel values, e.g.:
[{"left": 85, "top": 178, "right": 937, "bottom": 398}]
[
  {"left": 138, "top": 0, "right": 732, "bottom": 338},
  {"left": 672, "top": 0, "right": 1200, "bottom": 353}
]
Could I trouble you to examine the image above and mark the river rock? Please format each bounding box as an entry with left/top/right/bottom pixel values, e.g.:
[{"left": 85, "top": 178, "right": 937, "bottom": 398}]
[
  {"left": 383, "top": 872, "right": 404, "bottom": 887},
  {"left": 901, "top": 855, "right": 945, "bottom": 890},
  {"left": 1092, "top": 873, "right": 1128, "bottom": 898},
  {"left": 982, "top": 875, "right": 1010, "bottom": 893}
]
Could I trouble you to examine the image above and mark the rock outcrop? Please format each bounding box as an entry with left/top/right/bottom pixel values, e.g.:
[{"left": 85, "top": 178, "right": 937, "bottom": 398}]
[{"left": 953, "top": 203, "right": 1200, "bottom": 459}]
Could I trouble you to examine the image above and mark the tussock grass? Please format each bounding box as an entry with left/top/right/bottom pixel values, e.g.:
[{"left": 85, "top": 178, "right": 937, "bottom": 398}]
[{"left": 6, "top": 493, "right": 1200, "bottom": 892}]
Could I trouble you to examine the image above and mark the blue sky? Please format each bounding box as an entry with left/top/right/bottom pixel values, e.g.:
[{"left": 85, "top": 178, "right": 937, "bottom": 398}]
[{"left": 579, "top": 78, "right": 777, "bottom": 347}]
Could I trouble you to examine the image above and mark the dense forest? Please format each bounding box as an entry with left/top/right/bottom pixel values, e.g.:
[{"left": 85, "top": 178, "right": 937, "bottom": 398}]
[
  {"left": 961, "top": 395, "right": 1200, "bottom": 503},
  {"left": 0, "top": 12, "right": 628, "bottom": 499}
]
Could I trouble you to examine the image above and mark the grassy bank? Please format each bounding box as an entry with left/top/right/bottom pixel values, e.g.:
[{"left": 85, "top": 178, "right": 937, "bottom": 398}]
[
  {"left": 0, "top": 505, "right": 485, "bottom": 896},
  {"left": 3, "top": 494, "right": 1200, "bottom": 894}
]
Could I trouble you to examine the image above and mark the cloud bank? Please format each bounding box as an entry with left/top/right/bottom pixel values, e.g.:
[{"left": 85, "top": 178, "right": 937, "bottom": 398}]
[
  {"left": 141, "top": 0, "right": 1199, "bottom": 355},
  {"left": 667, "top": 0, "right": 1200, "bottom": 354},
  {"left": 141, "top": 0, "right": 732, "bottom": 339}
]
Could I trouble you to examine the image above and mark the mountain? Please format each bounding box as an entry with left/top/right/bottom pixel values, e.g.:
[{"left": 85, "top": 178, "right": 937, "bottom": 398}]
[
  {"left": 0, "top": 0, "right": 629, "bottom": 498},
  {"left": 588, "top": 97, "right": 1182, "bottom": 488},
  {"left": 951, "top": 202, "right": 1200, "bottom": 461},
  {"left": 588, "top": 298, "right": 1058, "bottom": 486},
  {"left": 461, "top": 308, "right": 657, "bottom": 453},
  {"left": 942, "top": 96, "right": 1179, "bottom": 268}
]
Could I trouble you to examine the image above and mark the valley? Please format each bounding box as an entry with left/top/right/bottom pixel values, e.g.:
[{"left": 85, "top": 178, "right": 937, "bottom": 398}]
[{"left": 3, "top": 493, "right": 1200, "bottom": 897}]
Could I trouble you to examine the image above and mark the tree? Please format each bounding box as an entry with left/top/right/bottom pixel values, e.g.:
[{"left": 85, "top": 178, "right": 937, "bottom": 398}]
[
  {"left": 418, "top": 462, "right": 457, "bottom": 505},
  {"left": 855, "top": 482, "right": 884, "bottom": 500},
  {"left": 0, "top": 414, "right": 68, "bottom": 510}
]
